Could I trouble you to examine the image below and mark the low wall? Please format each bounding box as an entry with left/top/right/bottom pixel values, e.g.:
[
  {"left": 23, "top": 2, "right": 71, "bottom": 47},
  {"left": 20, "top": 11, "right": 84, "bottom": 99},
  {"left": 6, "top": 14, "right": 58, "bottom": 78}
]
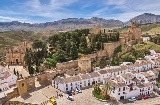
[
  {"left": 97, "top": 50, "right": 108, "bottom": 58},
  {"left": 6, "top": 88, "right": 19, "bottom": 100},
  {"left": 56, "top": 60, "right": 78, "bottom": 69}
]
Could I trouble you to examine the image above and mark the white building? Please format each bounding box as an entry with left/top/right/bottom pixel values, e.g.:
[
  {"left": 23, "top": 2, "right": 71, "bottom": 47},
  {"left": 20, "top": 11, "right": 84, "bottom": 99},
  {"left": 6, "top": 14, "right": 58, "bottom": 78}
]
[
  {"left": 52, "top": 55, "right": 160, "bottom": 94},
  {"left": 103, "top": 72, "right": 154, "bottom": 100},
  {"left": 0, "top": 66, "right": 17, "bottom": 92},
  {"left": 52, "top": 72, "right": 101, "bottom": 92}
]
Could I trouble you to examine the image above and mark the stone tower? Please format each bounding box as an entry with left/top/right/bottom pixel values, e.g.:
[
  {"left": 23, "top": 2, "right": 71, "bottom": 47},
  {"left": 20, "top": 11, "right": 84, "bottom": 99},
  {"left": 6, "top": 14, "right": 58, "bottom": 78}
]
[
  {"left": 78, "top": 57, "right": 91, "bottom": 74},
  {"left": 128, "top": 21, "right": 141, "bottom": 40},
  {"left": 16, "top": 79, "right": 27, "bottom": 96}
]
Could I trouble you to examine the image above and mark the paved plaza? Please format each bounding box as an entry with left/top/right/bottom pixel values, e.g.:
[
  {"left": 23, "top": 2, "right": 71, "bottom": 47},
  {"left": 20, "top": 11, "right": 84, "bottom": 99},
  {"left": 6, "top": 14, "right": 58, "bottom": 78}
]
[
  {"left": 9, "top": 86, "right": 160, "bottom": 105},
  {"left": 10, "top": 85, "right": 61, "bottom": 104}
]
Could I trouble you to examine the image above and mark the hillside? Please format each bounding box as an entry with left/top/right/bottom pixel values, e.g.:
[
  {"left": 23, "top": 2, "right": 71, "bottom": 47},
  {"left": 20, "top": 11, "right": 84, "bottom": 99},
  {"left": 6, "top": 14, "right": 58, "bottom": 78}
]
[
  {"left": 114, "top": 22, "right": 160, "bottom": 35},
  {"left": 0, "top": 30, "right": 54, "bottom": 61}
]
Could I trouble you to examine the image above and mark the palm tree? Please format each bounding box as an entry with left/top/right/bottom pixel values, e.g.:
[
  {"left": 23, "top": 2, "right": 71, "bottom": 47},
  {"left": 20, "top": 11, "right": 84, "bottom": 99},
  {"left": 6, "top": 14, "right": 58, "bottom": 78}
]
[
  {"left": 101, "top": 82, "right": 112, "bottom": 98},
  {"left": 92, "top": 83, "right": 101, "bottom": 94}
]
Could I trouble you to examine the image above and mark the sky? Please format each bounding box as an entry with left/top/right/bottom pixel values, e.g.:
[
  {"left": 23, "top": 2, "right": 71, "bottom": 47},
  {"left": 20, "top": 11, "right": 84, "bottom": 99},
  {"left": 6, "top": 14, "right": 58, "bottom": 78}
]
[{"left": 0, "top": 0, "right": 160, "bottom": 23}]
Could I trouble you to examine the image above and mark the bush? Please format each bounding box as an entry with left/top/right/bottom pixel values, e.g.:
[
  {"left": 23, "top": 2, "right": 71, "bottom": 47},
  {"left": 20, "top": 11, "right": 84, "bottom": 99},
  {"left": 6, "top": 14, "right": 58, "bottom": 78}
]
[{"left": 156, "top": 83, "right": 160, "bottom": 88}]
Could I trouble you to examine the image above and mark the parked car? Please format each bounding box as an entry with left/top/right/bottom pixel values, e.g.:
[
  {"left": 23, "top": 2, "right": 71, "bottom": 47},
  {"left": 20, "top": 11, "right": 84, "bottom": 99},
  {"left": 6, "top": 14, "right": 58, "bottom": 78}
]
[
  {"left": 67, "top": 95, "right": 74, "bottom": 101},
  {"left": 142, "top": 95, "right": 148, "bottom": 99},
  {"left": 148, "top": 94, "right": 154, "bottom": 98},
  {"left": 66, "top": 91, "right": 72, "bottom": 96},
  {"left": 128, "top": 97, "right": 136, "bottom": 102},
  {"left": 136, "top": 96, "right": 142, "bottom": 100},
  {"left": 49, "top": 98, "right": 57, "bottom": 105},
  {"left": 75, "top": 87, "right": 82, "bottom": 94}
]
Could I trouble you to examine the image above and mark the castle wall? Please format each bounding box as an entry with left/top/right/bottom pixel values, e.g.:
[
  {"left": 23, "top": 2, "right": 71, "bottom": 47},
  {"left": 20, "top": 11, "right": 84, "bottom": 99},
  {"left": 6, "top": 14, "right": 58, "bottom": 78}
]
[
  {"left": 84, "top": 53, "right": 97, "bottom": 61},
  {"left": 119, "top": 38, "right": 126, "bottom": 45},
  {"left": 6, "top": 88, "right": 19, "bottom": 100},
  {"left": 117, "top": 45, "right": 133, "bottom": 57},
  {"left": 26, "top": 76, "right": 35, "bottom": 91},
  {"left": 78, "top": 58, "right": 91, "bottom": 73},
  {"left": 56, "top": 60, "right": 78, "bottom": 70},
  {"left": 104, "top": 41, "right": 120, "bottom": 58},
  {"left": 16, "top": 79, "right": 27, "bottom": 96},
  {"left": 97, "top": 50, "right": 108, "bottom": 58}
]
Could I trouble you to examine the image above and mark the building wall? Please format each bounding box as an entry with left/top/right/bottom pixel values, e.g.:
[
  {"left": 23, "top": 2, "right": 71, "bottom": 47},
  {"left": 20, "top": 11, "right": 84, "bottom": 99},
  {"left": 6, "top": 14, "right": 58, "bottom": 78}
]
[
  {"left": 5, "top": 42, "right": 27, "bottom": 65},
  {"left": 0, "top": 74, "right": 17, "bottom": 86}
]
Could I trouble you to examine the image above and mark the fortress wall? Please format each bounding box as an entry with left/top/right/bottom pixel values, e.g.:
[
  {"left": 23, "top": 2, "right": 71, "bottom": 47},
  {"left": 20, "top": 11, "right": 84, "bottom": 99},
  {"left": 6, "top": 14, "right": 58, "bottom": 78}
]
[
  {"left": 104, "top": 41, "right": 120, "bottom": 58},
  {"left": 56, "top": 60, "right": 78, "bottom": 69},
  {"left": 118, "top": 45, "right": 133, "bottom": 57},
  {"left": 97, "top": 50, "right": 108, "bottom": 58},
  {"left": 25, "top": 76, "right": 35, "bottom": 91},
  {"left": 119, "top": 38, "right": 126, "bottom": 45},
  {"left": 84, "top": 53, "right": 97, "bottom": 61}
]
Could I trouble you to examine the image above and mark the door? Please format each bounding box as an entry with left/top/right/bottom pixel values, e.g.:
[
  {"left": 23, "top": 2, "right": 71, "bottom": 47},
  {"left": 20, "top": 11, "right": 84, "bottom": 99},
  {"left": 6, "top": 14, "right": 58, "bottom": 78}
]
[
  {"left": 16, "top": 59, "right": 19, "bottom": 64},
  {"left": 120, "top": 96, "right": 124, "bottom": 99}
]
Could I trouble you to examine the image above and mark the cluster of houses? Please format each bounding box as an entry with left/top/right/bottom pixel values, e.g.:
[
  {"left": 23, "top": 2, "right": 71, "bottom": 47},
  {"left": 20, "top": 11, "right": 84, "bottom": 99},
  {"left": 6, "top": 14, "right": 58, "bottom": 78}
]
[
  {"left": 52, "top": 53, "right": 160, "bottom": 100},
  {"left": 0, "top": 66, "right": 17, "bottom": 92}
]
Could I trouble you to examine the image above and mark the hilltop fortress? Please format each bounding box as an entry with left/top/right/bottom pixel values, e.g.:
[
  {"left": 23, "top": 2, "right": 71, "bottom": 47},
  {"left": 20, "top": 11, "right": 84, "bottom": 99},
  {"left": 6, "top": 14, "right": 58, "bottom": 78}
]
[
  {"left": 4, "top": 21, "right": 141, "bottom": 75},
  {"left": 54, "top": 21, "right": 142, "bottom": 74}
]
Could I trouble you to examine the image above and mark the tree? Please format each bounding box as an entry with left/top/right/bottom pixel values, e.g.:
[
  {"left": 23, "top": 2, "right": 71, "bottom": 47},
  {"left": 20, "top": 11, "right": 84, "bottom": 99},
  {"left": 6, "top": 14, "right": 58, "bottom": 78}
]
[
  {"left": 99, "top": 57, "right": 107, "bottom": 69},
  {"left": 36, "top": 66, "right": 39, "bottom": 73},
  {"left": 16, "top": 71, "right": 19, "bottom": 78},
  {"left": 158, "top": 71, "right": 160, "bottom": 83},
  {"left": 20, "top": 74, "right": 22, "bottom": 78},
  {"left": 79, "top": 35, "right": 88, "bottom": 54},
  {"left": 93, "top": 83, "right": 101, "bottom": 94},
  {"left": 32, "top": 40, "right": 44, "bottom": 49},
  {"left": 13, "top": 68, "right": 16, "bottom": 75},
  {"left": 70, "top": 42, "right": 78, "bottom": 60},
  {"left": 101, "top": 83, "right": 112, "bottom": 98}
]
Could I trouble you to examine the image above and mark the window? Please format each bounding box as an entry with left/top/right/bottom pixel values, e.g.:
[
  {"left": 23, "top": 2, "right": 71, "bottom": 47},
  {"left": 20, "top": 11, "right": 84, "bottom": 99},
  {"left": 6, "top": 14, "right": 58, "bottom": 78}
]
[
  {"left": 118, "top": 93, "right": 120, "bottom": 95},
  {"left": 71, "top": 83, "right": 73, "bottom": 86},
  {"left": 22, "top": 83, "right": 24, "bottom": 87},
  {"left": 66, "top": 84, "right": 68, "bottom": 87},
  {"left": 123, "top": 92, "right": 125, "bottom": 94},
  {"left": 123, "top": 87, "right": 125, "bottom": 91},
  {"left": 119, "top": 88, "right": 121, "bottom": 91}
]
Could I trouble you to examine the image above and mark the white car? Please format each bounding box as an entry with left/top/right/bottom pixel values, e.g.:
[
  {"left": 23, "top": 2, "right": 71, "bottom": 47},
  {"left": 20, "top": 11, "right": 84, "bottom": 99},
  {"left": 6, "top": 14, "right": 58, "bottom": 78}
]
[{"left": 128, "top": 97, "right": 136, "bottom": 102}]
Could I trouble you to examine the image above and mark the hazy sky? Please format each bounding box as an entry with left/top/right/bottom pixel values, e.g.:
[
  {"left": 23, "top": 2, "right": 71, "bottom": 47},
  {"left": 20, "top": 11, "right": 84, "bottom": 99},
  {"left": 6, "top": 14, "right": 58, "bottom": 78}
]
[{"left": 0, "top": 0, "right": 160, "bottom": 23}]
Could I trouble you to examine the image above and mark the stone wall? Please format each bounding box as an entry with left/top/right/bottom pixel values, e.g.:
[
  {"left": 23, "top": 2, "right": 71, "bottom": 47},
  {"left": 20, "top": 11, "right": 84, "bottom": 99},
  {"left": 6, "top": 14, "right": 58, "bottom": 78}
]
[
  {"left": 78, "top": 57, "right": 91, "bottom": 73},
  {"left": 84, "top": 53, "right": 97, "bottom": 61},
  {"left": 6, "top": 88, "right": 19, "bottom": 100},
  {"left": 56, "top": 60, "right": 78, "bottom": 70},
  {"left": 104, "top": 41, "right": 120, "bottom": 58},
  {"left": 118, "top": 45, "right": 133, "bottom": 57},
  {"left": 26, "top": 76, "right": 35, "bottom": 91},
  {"left": 37, "top": 73, "right": 48, "bottom": 85},
  {"left": 16, "top": 79, "right": 27, "bottom": 96},
  {"left": 97, "top": 50, "right": 108, "bottom": 58}
]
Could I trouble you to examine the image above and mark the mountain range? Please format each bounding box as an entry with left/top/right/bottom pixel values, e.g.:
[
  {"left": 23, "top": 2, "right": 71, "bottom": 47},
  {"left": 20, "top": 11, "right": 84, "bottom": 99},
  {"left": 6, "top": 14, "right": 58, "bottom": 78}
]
[{"left": 0, "top": 13, "right": 160, "bottom": 32}]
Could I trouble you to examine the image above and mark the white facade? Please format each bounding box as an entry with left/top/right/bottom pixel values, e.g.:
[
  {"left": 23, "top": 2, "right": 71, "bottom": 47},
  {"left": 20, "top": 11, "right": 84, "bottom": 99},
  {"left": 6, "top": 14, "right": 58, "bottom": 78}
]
[
  {"left": 52, "top": 55, "right": 160, "bottom": 94},
  {"left": 103, "top": 72, "right": 154, "bottom": 100},
  {"left": 0, "top": 83, "right": 10, "bottom": 92},
  {"left": 0, "top": 66, "right": 17, "bottom": 87}
]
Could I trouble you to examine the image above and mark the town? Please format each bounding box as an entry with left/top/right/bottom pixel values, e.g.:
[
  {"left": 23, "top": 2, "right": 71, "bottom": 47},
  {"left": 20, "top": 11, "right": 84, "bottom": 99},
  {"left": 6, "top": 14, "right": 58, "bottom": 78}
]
[{"left": 1, "top": 21, "right": 160, "bottom": 105}]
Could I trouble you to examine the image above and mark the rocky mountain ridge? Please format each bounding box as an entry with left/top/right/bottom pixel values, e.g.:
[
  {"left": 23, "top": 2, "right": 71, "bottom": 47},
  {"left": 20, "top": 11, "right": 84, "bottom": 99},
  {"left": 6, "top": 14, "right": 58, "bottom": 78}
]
[{"left": 0, "top": 13, "right": 160, "bottom": 32}]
